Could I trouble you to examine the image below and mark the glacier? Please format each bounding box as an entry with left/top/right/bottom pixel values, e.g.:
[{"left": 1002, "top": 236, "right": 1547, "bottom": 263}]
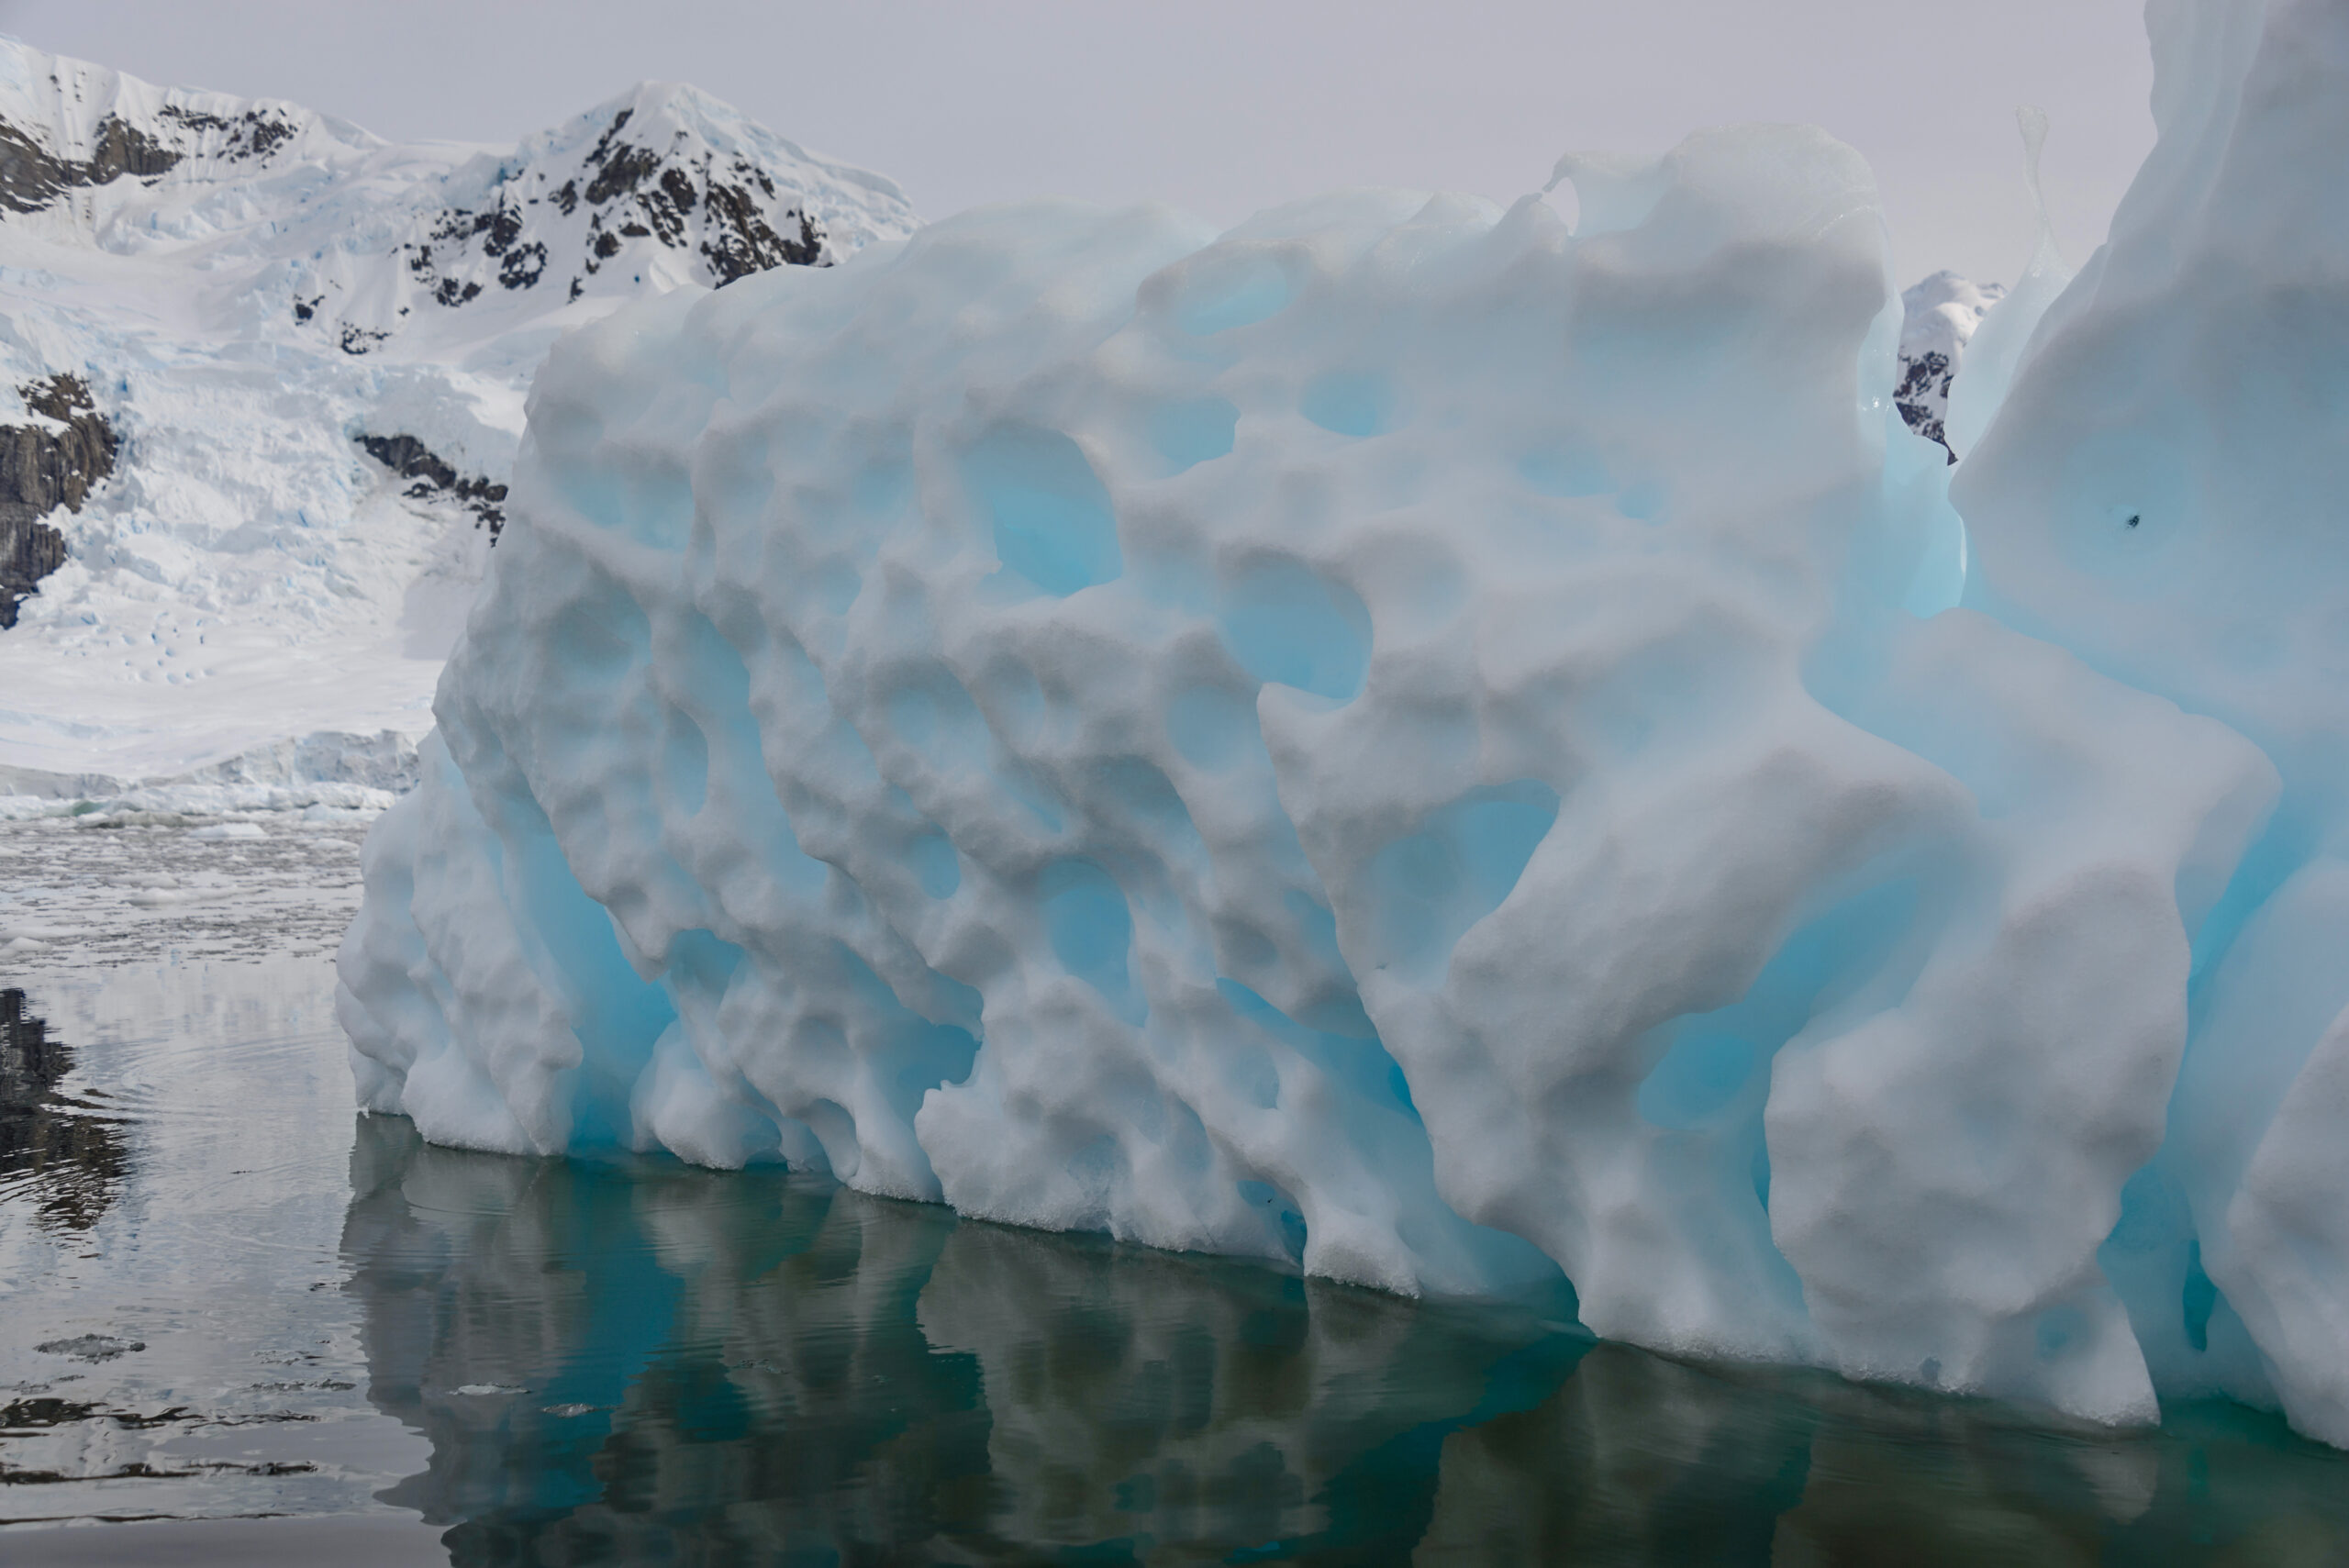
[
  {"left": 339, "top": 0, "right": 2349, "bottom": 1443},
  {"left": 0, "top": 36, "right": 914, "bottom": 792}
]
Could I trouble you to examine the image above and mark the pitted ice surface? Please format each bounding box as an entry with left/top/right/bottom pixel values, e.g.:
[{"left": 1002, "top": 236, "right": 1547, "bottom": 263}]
[{"left": 340, "top": 0, "right": 2349, "bottom": 1446}]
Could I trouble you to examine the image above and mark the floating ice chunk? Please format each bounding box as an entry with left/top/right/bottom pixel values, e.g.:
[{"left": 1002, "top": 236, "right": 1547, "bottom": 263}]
[
  {"left": 189, "top": 821, "right": 266, "bottom": 840},
  {"left": 341, "top": 0, "right": 2349, "bottom": 1444}
]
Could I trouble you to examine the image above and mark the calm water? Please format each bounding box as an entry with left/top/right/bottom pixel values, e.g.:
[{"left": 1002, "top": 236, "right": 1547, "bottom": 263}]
[{"left": 4, "top": 821, "right": 2349, "bottom": 1564}]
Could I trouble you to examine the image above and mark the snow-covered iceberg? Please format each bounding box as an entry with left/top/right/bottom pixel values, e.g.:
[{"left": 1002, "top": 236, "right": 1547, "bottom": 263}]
[{"left": 340, "top": 0, "right": 2349, "bottom": 1442}]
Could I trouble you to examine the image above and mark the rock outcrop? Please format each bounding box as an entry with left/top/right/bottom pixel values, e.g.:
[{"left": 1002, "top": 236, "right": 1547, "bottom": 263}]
[
  {"left": 0, "top": 374, "right": 115, "bottom": 628},
  {"left": 1894, "top": 271, "right": 2004, "bottom": 460}
]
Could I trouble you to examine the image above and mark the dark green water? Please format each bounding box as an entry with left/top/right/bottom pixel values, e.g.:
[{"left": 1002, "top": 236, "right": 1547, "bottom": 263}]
[
  {"left": 335, "top": 1118, "right": 2349, "bottom": 1566},
  {"left": 4, "top": 953, "right": 2348, "bottom": 1564}
]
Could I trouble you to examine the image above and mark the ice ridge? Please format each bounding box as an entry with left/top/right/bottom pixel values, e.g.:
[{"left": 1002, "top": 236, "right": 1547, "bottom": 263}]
[{"left": 340, "top": 0, "right": 2349, "bottom": 1446}]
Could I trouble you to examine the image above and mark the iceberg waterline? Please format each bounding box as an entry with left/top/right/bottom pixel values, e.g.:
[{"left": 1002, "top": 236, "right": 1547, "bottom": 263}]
[{"left": 338, "top": 0, "right": 2349, "bottom": 1443}]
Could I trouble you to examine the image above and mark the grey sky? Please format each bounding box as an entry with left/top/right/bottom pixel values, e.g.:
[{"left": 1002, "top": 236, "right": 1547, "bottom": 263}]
[{"left": 0, "top": 0, "right": 2154, "bottom": 287}]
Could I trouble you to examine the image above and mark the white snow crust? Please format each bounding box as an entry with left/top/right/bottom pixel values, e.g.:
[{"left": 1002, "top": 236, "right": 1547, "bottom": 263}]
[
  {"left": 340, "top": 0, "right": 2349, "bottom": 1443},
  {"left": 0, "top": 37, "right": 914, "bottom": 788}
]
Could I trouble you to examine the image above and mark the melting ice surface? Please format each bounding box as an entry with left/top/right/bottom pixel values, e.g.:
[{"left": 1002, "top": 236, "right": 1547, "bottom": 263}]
[{"left": 340, "top": 0, "right": 2349, "bottom": 1446}]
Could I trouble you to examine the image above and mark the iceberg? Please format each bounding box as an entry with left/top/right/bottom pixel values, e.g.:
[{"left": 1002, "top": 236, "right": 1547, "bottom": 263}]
[{"left": 339, "top": 0, "right": 2349, "bottom": 1440}]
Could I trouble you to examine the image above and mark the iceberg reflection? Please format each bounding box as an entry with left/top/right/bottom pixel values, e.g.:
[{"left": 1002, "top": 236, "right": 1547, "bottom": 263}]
[
  {"left": 340, "top": 1114, "right": 2349, "bottom": 1563},
  {"left": 0, "top": 986, "right": 127, "bottom": 1234}
]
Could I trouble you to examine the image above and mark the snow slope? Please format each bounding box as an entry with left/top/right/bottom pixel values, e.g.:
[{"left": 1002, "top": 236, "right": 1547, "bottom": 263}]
[{"left": 0, "top": 37, "right": 915, "bottom": 790}]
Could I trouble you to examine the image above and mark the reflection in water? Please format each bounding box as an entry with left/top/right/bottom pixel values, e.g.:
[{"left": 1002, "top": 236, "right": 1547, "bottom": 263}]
[
  {"left": 0, "top": 961, "right": 425, "bottom": 1533},
  {"left": 0, "top": 987, "right": 126, "bottom": 1233},
  {"left": 341, "top": 1115, "right": 2349, "bottom": 1565}
]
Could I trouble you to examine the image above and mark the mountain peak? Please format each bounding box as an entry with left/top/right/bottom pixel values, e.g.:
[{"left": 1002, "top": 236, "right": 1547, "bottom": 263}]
[
  {"left": 0, "top": 35, "right": 921, "bottom": 782},
  {"left": 0, "top": 35, "right": 917, "bottom": 354},
  {"left": 1896, "top": 271, "right": 2007, "bottom": 459}
]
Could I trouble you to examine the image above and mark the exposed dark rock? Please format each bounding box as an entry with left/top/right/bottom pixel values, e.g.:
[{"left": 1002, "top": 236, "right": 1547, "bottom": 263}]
[
  {"left": 0, "top": 519, "right": 62, "bottom": 629},
  {"left": 497, "top": 239, "right": 547, "bottom": 290},
  {"left": 484, "top": 202, "right": 524, "bottom": 256},
  {"left": 702, "top": 193, "right": 822, "bottom": 284},
  {"left": 580, "top": 106, "right": 641, "bottom": 200},
  {"left": 0, "top": 98, "right": 295, "bottom": 217},
  {"left": 1894, "top": 272, "right": 2003, "bottom": 463},
  {"left": 0, "top": 112, "right": 180, "bottom": 214},
  {"left": 357, "top": 432, "right": 507, "bottom": 536},
  {"left": 154, "top": 106, "right": 229, "bottom": 132},
  {"left": 1, "top": 989, "right": 127, "bottom": 1235},
  {"left": 1896, "top": 349, "right": 1957, "bottom": 461},
  {"left": 156, "top": 103, "right": 299, "bottom": 161},
  {"left": 0, "top": 374, "right": 116, "bottom": 628},
  {"left": 585, "top": 140, "right": 662, "bottom": 208}
]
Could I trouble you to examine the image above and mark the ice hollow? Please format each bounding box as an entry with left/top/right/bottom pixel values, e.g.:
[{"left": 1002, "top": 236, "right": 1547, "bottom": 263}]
[{"left": 340, "top": 0, "right": 2349, "bottom": 1441}]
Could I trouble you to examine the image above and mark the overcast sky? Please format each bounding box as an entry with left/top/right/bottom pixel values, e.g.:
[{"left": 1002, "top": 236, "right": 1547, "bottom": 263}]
[{"left": 0, "top": 0, "right": 2154, "bottom": 286}]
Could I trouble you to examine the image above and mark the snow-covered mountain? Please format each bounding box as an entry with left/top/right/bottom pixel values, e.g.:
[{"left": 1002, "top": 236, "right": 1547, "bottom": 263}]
[
  {"left": 1894, "top": 270, "right": 2004, "bottom": 459},
  {"left": 0, "top": 37, "right": 915, "bottom": 792}
]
